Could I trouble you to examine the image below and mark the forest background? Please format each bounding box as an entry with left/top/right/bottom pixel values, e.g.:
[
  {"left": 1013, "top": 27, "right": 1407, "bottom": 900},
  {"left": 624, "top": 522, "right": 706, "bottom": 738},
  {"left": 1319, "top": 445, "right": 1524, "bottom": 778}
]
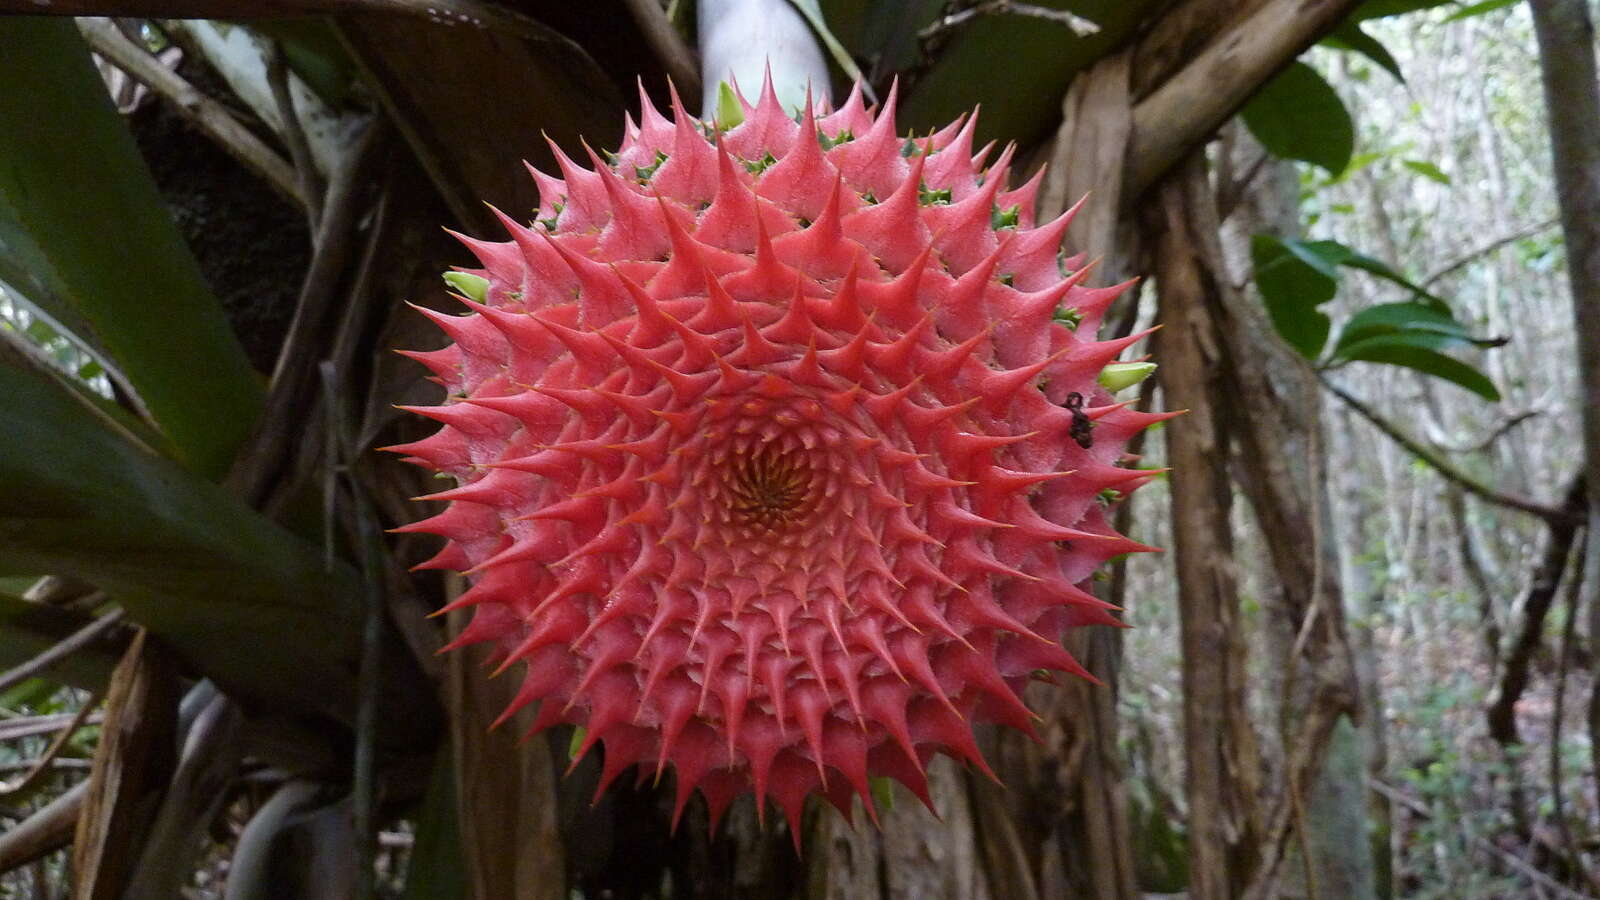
[{"left": 0, "top": 0, "right": 1596, "bottom": 898}]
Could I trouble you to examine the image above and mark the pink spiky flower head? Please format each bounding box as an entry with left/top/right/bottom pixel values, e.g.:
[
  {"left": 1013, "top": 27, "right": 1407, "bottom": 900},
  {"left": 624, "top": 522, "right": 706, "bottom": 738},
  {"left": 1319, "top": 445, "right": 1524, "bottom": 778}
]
[{"left": 389, "top": 80, "right": 1166, "bottom": 840}]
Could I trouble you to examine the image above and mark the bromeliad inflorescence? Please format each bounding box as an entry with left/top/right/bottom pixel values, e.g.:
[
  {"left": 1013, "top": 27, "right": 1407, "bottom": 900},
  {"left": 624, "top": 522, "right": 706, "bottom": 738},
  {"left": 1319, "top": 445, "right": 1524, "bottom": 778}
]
[{"left": 387, "top": 79, "right": 1166, "bottom": 840}]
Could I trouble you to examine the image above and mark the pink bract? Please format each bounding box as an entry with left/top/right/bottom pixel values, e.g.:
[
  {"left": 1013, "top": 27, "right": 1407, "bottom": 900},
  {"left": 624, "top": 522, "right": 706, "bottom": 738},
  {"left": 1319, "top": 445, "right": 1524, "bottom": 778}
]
[{"left": 388, "top": 79, "right": 1166, "bottom": 842}]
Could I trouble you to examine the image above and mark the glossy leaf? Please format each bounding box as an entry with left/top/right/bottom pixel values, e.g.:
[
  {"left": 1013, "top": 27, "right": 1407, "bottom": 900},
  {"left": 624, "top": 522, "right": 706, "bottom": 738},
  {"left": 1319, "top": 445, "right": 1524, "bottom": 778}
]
[
  {"left": 1334, "top": 336, "right": 1500, "bottom": 400},
  {"left": 1241, "top": 61, "right": 1355, "bottom": 176},
  {"left": 1252, "top": 234, "right": 1338, "bottom": 358},
  {"left": 0, "top": 18, "right": 263, "bottom": 480},
  {"left": 1323, "top": 22, "right": 1405, "bottom": 82},
  {"left": 1333, "top": 301, "right": 1502, "bottom": 353},
  {"left": 1337, "top": 250, "right": 1450, "bottom": 310}
]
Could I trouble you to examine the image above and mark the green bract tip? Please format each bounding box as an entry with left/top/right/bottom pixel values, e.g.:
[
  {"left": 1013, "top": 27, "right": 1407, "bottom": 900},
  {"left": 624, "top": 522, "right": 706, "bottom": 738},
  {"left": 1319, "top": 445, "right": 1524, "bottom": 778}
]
[
  {"left": 443, "top": 271, "right": 489, "bottom": 303},
  {"left": 1097, "top": 361, "right": 1157, "bottom": 393},
  {"left": 716, "top": 81, "right": 745, "bottom": 130}
]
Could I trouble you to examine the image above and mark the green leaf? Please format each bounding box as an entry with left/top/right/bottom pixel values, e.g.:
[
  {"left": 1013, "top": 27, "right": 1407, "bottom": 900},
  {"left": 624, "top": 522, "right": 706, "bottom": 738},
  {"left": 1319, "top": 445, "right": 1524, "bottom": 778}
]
[
  {"left": 1353, "top": 0, "right": 1458, "bottom": 19},
  {"left": 786, "top": 0, "right": 871, "bottom": 92},
  {"left": 1323, "top": 23, "right": 1405, "bottom": 82},
  {"left": 1444, "top": 0, "right": 1521, "bottom": 20},
  {"left": 839, "top": 0, "right": 944, "bottom": 75},
  {"left": 1336, "top": 251, "right": 1450, "bottom": 310},
  {"left": 1402, "top": 159, "right": 1452, "bottom": 184},
  {"left": 404, "top": 746, "right": 470, "bottom": 900},
  {"left": 1251, "top": 234, "right": 1338, "bottom": 359},
  {"left": 901, "top": 0, "right": 1165, "bottom": 148},
  {"left": 1334, "top": 335, "right": 1501, "bottom": 400},
  {"left": 1241, "top": 61, "right": 1355, "bottom": 175},
  {"left": 0, "top": 18, "right": 264, "bottom": 480},
  {"left": 0, "top": 340, "right": 415, "bottom": 733},
  {"left": 1332, "top": 302, "right": 1502, "bottom": 354}
]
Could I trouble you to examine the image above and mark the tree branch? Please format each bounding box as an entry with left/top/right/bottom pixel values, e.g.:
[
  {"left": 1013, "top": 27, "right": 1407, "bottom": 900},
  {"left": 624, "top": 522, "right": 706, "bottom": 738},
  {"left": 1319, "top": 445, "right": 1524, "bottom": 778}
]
[
  {"left": 15, "top": 0, "right": 591, "bottom": 52},
  {"left": 1485, "top": 477, "right": 1588, "bottom": 746},
  {"left": 0, "top": 694, "right": 103, "bottom": 797},
  {"left": 74, "top": 17, "right": 304, "bottom": 207},
  {"left": 1126, "top": 0, "right": 1363, "bottom": 197},
  {"left": 264, "top": 38, "right": 324, "bottom": 233},
  {"left": 918, "top": 0, "right": 1100, "bottom": 42},
  {"left": 1421, "top": 218, "right": 1559, "bottom": 288},
  {"left": 0, "top": 781, "right": 88, "bottom": 876},
  {"left": 0, "top": 607, "right": 126, "bottom": 697},
  {"left": 1320, "top": 376, "right": 1580, "bottom": 527}
]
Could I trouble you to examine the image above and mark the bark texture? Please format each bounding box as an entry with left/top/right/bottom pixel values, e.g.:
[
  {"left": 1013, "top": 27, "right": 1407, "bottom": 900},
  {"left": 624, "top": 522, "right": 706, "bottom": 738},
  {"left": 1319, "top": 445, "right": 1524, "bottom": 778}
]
[
  {"left": 1152, "top": 154, "right": 1265, "bottom": 900},
  {"left": 1527, "top": 0, "right": 1600, "bottom": 799}
]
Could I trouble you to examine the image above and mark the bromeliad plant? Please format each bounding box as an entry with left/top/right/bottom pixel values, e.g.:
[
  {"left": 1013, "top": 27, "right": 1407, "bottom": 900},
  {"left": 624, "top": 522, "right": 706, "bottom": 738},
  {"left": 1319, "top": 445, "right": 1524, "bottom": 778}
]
[{"left": 390, "top": 80, "right": 1165, "bottom": 834}]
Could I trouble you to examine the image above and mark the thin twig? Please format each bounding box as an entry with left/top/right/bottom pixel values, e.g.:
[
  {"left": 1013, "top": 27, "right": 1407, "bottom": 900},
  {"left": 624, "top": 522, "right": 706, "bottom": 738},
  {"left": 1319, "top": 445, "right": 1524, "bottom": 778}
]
[
  {"left": 1421, "top": 218, "right": 1560, "bottom": 288},
  {"left": 918, "top": 0, "right": 1100, "bottom": 41},
  {"left": 0, "top": 694, "right": 103, "bottom": 796},
  {"left": 621, "top": 0, "right": 702, "bottom": 104},
  {"left": 0, "top": 609, "right": 126, "bottom": 697},
  {"left": 0, "top": 713, "right": 107, "bottom": 742},
  {"left": 1426, "top": 409, "right": 1542, "bottom": 454},
  {"left": 1370, "top": 778, "right": 1592, "bottom": 900},
  {"left": 264, "top": 38, "right": 324, "bottom": 234},
  {"left": 0, "top": 760, "right": 93, "bottom": 774},
  {"left": 1320, "top": 375, "right": 1579, "bottom": 526},
  {"left": 74, "top": 17, "right": 304, "bottom": 207}
]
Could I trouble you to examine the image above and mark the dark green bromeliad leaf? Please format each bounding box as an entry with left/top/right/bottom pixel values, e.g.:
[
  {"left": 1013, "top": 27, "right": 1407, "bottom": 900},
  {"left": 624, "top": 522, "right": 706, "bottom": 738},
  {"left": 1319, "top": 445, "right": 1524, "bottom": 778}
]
[
  {"left": 0, "top": 340, "right": 371, "bottom": 727},
  {"left": 0, "top": 18, "right": 263, "bottom": 480},
  {"left": 900, "top": 0, "right": 1165, "bottom": 147}
]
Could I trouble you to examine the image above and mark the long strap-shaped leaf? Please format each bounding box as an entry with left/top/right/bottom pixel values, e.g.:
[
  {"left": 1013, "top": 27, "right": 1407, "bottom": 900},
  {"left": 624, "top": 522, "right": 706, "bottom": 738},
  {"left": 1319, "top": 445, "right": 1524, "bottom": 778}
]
[
  {"left": 0, "top": 340, "right": 366, "bottom": 726},
  {"left": 0, "top": 17, "right": 263, "bottom": 480}
]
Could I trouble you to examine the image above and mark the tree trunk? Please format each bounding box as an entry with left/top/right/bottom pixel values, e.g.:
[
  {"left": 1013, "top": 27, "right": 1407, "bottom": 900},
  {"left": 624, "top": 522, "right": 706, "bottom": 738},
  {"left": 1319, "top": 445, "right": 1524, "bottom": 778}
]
[
  {"left": 1151, "top": 153, "right": 1266, "bottom": 900},
  {"left": 1527, "top": 0, "right": 1600, "bottom": 796},
  {"left": 1218, "top": 138, "right": 1374, "bottom": 900}
]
